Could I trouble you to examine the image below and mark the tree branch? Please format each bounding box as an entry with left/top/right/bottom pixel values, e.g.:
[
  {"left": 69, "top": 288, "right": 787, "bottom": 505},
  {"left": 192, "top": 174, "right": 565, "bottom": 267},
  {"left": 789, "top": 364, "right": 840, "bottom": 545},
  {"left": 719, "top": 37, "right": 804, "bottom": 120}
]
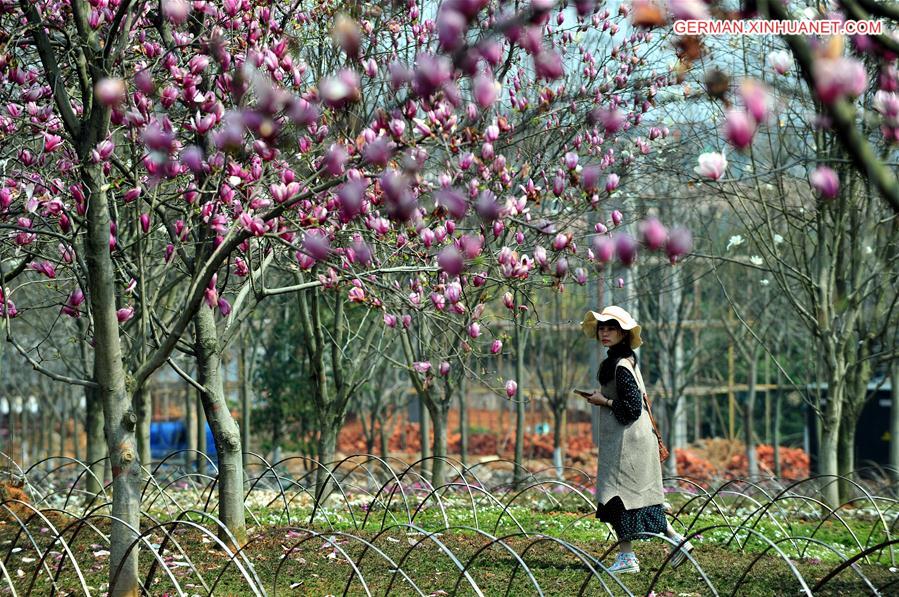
[{"left": 18, "top": 0, "right": 81, "bottom": 137}]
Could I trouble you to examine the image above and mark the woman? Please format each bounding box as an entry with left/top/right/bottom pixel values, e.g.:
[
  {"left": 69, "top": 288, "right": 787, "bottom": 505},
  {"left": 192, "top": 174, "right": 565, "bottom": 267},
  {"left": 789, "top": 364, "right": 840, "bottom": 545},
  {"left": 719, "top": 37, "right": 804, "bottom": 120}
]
[{"left": 580, "top": 306, "right": 693, "bottom": 574}]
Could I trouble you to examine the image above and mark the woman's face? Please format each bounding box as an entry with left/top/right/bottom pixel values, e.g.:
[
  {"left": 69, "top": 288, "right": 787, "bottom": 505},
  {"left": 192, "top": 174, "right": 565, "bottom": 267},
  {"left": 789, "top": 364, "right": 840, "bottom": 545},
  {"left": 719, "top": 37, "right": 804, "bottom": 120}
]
[{"left": 597, "top": 324, "right": 627, "bottom": 347}]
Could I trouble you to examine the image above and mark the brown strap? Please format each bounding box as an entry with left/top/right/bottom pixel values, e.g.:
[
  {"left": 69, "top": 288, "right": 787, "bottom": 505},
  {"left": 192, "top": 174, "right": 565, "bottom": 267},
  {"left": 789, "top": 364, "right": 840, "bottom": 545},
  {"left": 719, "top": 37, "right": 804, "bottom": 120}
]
[{"left": 618, "top": 359, "right": 665, "bottom": 447}]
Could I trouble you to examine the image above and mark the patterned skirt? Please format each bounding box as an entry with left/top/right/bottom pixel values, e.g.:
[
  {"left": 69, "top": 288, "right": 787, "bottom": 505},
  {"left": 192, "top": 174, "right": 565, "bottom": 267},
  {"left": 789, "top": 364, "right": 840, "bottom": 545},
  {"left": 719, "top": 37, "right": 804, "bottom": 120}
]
[{"left": 596, "top": 496, "right": 666, "bottom": 542}]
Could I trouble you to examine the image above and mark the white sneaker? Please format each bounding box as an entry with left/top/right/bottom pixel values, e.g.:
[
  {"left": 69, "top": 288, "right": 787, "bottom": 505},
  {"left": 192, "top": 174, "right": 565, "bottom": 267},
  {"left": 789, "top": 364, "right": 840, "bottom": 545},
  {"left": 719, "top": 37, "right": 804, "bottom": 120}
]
[
  {"left": 669, "top": 538, "right": 694, "bottom": 569},
  {"left": 608, "top": 552, "right": 640, "bottom": 574}
]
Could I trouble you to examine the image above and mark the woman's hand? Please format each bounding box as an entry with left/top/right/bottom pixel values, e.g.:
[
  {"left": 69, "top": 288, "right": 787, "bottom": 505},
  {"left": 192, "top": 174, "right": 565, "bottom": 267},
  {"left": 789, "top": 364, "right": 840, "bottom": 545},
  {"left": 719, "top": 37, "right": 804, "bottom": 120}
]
[{"left": 586, "top": 393, "right": 612, "bottom": 408}]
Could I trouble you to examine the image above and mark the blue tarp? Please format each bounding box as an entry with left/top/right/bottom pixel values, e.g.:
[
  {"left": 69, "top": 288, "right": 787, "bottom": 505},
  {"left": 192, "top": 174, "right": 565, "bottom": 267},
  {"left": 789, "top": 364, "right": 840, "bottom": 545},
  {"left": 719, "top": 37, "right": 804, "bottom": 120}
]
[{"left": 150, "top": 420, "right": 217, "bottom": 461}]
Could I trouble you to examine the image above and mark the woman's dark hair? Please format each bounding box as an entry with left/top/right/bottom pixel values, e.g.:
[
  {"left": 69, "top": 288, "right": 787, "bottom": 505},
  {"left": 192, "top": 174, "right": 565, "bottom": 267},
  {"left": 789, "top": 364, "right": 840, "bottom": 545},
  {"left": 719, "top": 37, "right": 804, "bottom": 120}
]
[
  {"left": 597, "top": 331, "right": 636, "bottom": 384},
  {"left": 594, "top": 319, "right": 623, "bottom": 339}
]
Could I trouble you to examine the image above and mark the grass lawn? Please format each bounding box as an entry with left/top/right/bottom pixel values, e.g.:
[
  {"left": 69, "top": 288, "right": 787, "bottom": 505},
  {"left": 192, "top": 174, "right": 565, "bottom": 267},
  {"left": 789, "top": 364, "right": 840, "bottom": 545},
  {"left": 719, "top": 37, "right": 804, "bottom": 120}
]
[{"left": 2, "top": 497, "right": 897, "bottom": 596}]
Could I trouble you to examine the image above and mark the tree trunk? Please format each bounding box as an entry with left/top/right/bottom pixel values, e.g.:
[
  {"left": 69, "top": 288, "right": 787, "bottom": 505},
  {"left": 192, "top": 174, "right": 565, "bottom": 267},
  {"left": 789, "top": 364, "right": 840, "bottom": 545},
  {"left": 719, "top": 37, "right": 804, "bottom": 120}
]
[
  {"left": 458, "top": 379, "right": 469, "bottom": 467},
  {"left": 315, "top": 422, "right": 338, "bottom": 503},
  {"left": 194, "top": 307, "right": 247, "bottom": 547},
  {"left": 552, "top": 405, "right": 566, "bottom": 478},
  {"left": 745, "top": 356, "right": 759, "bottom": 479},
  {"left": 83, "top": 161, "right": 141, "bottom": 597},
  {"left": 513, "top": 311, "right": 526, "bottom": 485},
  {"left": 238, "top": 343, "right": 251, "bottom": 469},
  {"left": 837, "top": 421, "right": 856, "bottom": 503},
  {"left": 820, "top": 423, "right": 840, "bottom": 507},
  {"left": 133, "top": 387, "right": 152, "bottom": 468},
  {"left": 890, "top": 361, "right": 899, "bottom": 483},
  {"left": 377, "top": 413, "right": 389, "bottom": 459},
  {"left": 418, "top": 396, "right": 430, "bottom": 476},
  {"left": 773, "top": 386, "right": 782, "bottom": 478},
  {"left": 184, "top": 386, "right": 195, "bottom": 468},
  {"left": 196, "top": 392, "right": 207, "bottom": 475},
  {"left": 270, "top": 398, "right": 283, "bottom": 465},
  {"left": 84, "top": 388, "right": 106, "bottom": 494},
  {"left": 61, "top": 397, "right": 70, "bottom": 460},
  {"left": 428, "top": 401, "right": 450, "bottom": 487}
]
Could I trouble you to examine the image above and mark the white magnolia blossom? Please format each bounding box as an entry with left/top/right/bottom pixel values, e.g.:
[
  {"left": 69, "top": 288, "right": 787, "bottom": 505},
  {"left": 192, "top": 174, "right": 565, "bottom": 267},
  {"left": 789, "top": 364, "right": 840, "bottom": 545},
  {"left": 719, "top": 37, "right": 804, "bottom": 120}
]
[
  {"left": 760, "top": 279, "right": 770, "bottom": 286},
  {"left": 750, "top": 255, "right": 764, "bottom": 266},
  {"left": 773, "top": 234, "right": 784, "bottom": 244},
  {"left": 726, "top": 235, "right": 745, "bottom": 251}
]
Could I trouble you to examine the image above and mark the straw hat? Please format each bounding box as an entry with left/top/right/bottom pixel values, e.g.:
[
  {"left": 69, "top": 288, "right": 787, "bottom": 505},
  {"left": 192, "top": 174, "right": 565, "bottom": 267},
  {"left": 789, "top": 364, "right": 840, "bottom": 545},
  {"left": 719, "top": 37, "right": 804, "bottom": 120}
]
[{"left": 581, "top": 306, "right": 643, "bottom": 349}]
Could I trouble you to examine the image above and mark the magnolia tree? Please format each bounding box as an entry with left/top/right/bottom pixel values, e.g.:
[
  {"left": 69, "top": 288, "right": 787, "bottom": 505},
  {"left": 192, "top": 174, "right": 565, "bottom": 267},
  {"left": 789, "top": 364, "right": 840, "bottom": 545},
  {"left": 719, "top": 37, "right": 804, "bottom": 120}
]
[
  {"left": 637, "top": 1, "right": 898, "bottom": 504},
  {"left": 0, "top": 0, "right": 701, "bottom": 593}
]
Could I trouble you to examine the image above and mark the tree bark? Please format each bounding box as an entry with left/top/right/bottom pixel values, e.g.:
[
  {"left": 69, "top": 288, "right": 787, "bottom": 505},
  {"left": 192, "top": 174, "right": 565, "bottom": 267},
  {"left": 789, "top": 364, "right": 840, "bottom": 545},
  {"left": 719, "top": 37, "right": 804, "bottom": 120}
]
[
  {"left": 418, "top": 396, "right": 430, "bottom": 476},
  {"left": 83, "top": 160, "right": 141, "bottom": 597},
  {"left": 819, "top": 372, "right": 846, "bottom": 507},
  {"left": 84, "top": 387, "right": 106, "bottom": 494},
  {"left": 513, "top": 308, "right": 526, "bottom": 485},
  {"left": 890, "top": 361, "right": 899, "bottom": 483},
  {"left": 184, "top": 385, "right": 195, "bottom": 468},
  {"left": 458, "top": 378, "right": 468, "bottom": 467},
  {"left": 196, "top": 392, "right": 207, "bottom": 475},
  {"left": 133, "top": 387, "right": 152, "bottom": 468},
  {"left": 428, "top": 400, "right": 450, "bottom": 487},
  {"left": 745, "top": 355, "right": 759, "bottom": 479},
  {"left": 837, "top": 420, "right": 857, "bottom": 502},
  {"left": 773, "top": 385, "right": 782, "bottom": 478},
  {"left": 194, "top": 307, "right": 247, "bottom": 547},
  {"left": 377, "top": 413, "right": 389, "bottom": 459},
  {"left": 552, "top": 405, "right": 566, "bottom": 478},
  {"left": 315, "top": 422, "right": 338, "bottom": 502},
  {"left": 238, "top": 343, "right": 251, "bottom": 469}
]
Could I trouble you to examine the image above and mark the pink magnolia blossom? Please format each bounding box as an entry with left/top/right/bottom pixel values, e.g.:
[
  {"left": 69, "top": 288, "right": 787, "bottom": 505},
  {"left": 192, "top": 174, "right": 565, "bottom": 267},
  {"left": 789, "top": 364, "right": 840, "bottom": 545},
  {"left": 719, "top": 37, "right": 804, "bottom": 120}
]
[
  {"left": 666, "top": 227, "right": 693, "bottom": 264},
  {"left": 348, "top": 287, "right": 366, "bottom": 303},
  {"left": 574, "top": 268, "right": 588, "bottom": 285},
  {"left": 473, "top": 73, "right": 499, "bottom": 109},
  {"left": 491, "top": 339, "right": 503, "bottom": 354},
  {"left": 319, "top": 70, "right": 361, "bottom": 108},
  {"left": 724, "top": 109, "right": 756, "bottom": 149},
  {"left": 552, "top": 233, "right": 570, "bottom": 251},
  {"left": 162, "top": 0, "right": 191, "bottom": 23},
  {"left": 815, "top": 58, "right": 868, "bottom": 104},
  {"left": 615, "top": 234, "right": 638, "bottom": 267},
  {"left": 694, "top": 151, "right": 727, "bottom": 180},
  {"left": 592, "top": 236, "right": 615, "bottom": 264},
  {"left": 534, "top": 49, "right": 564, "bottom": 80},
  {"left": 413, "top": 361, "right": 432, "bottom": 374},
  {"left": 438, "top": 246, "right": 464, "bottom": 276},
  {"left": 740, "top": 79, "right": 771, "bottom": 122},
  {"left": 640, "top": 218, "right": 668, "bottom": 251},
  {"left": 611, "top": 210, "right": 623, "bottom": 226},
  {"left": 534, "top": 246, "right": 548, "bottom": 268},
  {"left": 439, "top": 361, "right": 451, "bottom": 376},
  {"left": 29, "top": 261, "right": 57, "bottom": 278},
  {"left": 505, "top": 380, "right": 518, "bottom": 398},
  {"left": 767, "top": 50, "right": 793, "bottom": 75},
  {"left": 809, "top": 166, "right": 840, "bottom": 199},
  {"left": 616, "top": 277, "right": 625, "bottom": 288},
  {"left": 503, "top": 292, "right": 514, "bottom": 309},
  {"left": 468, "top": 322, "right": 481, "bottom": 339},
  {"left": 217, "top": 298, "right": 232, "bottom": 317},
  {"left": 43, "top": 133, "right": 63, "bottom": 153},
  {"left": 668, "top": 0, "right": 710, "bottom": 20},
  {"left": 605, "top": 173, "right": 620, "bottom": 193},
  {"left": 95, "top": 78, "right": 126, "bottom": 106},
  {"left": 116, "top": 306, "right": 135, "bottom": 323}
]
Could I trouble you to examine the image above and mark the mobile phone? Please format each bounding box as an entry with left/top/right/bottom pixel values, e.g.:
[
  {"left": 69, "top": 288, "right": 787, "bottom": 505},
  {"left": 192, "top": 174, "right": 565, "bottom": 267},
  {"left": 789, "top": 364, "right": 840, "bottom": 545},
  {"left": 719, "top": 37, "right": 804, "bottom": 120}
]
[{"left": 573, "top": 389, "right": 593, "bottom": 397}]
